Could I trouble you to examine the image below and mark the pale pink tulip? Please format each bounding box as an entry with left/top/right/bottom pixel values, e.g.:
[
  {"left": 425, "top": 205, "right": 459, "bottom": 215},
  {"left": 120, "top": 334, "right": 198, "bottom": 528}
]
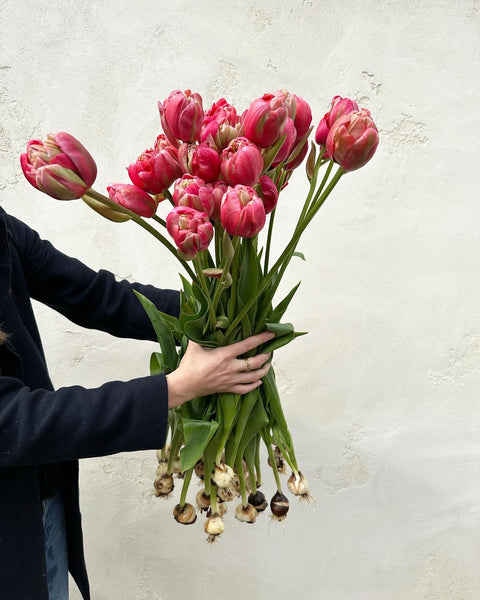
[
  {"left": 20, "top": 132, "right": 97, "bottom": 200},
  {"left": 220, "top": 185, "right": 266, "bottom": 238}
]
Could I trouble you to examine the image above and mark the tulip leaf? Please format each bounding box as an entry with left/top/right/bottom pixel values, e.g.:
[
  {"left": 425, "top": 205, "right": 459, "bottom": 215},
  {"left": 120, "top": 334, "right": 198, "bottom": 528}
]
[
  {"left": 237, "top": 239, "right": 260, "bottom": 335},
  {"left": 269, "top": 282, "right": 301, "bottom": 324},
  {"left": 180, "top": 418, "right": 219, "bottom": 472},
  {"left": 134, "top": 290, "right": 179, "bottom": 372},
  {"left": 150, "top": 352, "right": 165, "bottom": 376},
  {"left": 293, "top": 251, "right": 305, "bottom": 261}
]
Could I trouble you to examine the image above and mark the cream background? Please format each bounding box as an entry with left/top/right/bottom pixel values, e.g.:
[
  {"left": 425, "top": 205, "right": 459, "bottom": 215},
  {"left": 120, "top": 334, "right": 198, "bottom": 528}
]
[{"left": 1, "top": 1, "right": 480, "bottom": 598}]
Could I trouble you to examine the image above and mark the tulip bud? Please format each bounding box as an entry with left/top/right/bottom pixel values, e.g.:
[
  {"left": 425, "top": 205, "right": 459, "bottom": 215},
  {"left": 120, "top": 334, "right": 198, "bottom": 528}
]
[
  {"left": 128, "top": 135, "right": 181, "bottom": 195},
  {"left": 220, "top": 137, "right": 263, "bottom": 187},
  {"left": 315, "top": 95, "right": 359, "bottom": 146},
  {"left": 220, "top": 185, "right": 266, "bottom": 238},
  {"left": 243, "top": 93, "right": 288, "bottom": 148},
  {"left": 256, "top": 175, "right": 278, "bottom": 214},
  {"left": 20, "top": 132, "right": 97, "bottom": 200},
  {"left": 326, "top": 108, "right": 379, "bottom": 171},
  {"left": 173, "top": 174, "right": 214, "bottom": 216},
  {"left": 207, "top": 179, "right": 229, "bottom": 221},
  {"left": 166, "top": 206, "right": 214, "bottom": 260},
  {"left": 158, "top": 89, "right": 204, "bottom": 146},
  {"left": 178, "top": 142, "right": 220, "bottom": 182},
  {"left": 107, "top": 183, "right": 158, "bottom": 218}
]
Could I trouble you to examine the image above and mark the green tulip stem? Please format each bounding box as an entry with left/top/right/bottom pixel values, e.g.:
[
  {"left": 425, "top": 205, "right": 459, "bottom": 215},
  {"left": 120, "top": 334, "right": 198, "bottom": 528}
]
[
  {"left": 224, "top": 166, "right": 344, "bottom": 341},
  {"left": 263, "top": 207, "right": 276, "bottom": 274},
  {"left": 193, "top": 255, "right": 217, "bottom": 329},
  {"left": 163, "top": 188, "right": 175, "bottom": 206},
  {"left": 210, "top": 239, "right": 237, "bottom": 319},
  {"left": 227, "top": 237, "right": 241, "bottom": 324},
  {"left": 178, "top": 467, "right": 194, "bottom": 508},
  {"left": 83, "top": 189, "right": 197, "bottom": 281},
  {"left": 235, "top": 454, "right": 249, "bottom": 508},
  {"left": 262, "top": 428, "right": 283, "bottom": 493},
  {"left": 152, "top": 214, "right": 167, "bottom": 229}
]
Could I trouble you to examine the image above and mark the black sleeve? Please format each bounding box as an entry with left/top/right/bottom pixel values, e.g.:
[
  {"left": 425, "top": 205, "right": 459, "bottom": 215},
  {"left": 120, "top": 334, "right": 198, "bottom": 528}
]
[
  {"left": 8, "top": 213, "right": 179, "bottom": 341},
  {"left": 0, "top": 372, "right": 169, "bottom": 467}
]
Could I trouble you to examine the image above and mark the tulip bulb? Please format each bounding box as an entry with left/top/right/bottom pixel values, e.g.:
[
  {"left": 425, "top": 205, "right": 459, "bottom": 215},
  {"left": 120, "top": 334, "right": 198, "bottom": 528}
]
[
  {"left": 235, "top": 503, "right": 257, "bottom": 524},
  {"left": 153, "top": 473, "right": 174, "bottom": 496},
  {"left": 287, "top": 472, "right": 311, "bottom": 499},
  {"left": 173, "top": 503, "right": 197, "bottom": 525},
  {"left": 211, "top": 463, "right": 234, "bottom": 489},
  {"left": 248, "top": 490, "right": 268, "bottom": 512},
  {"left": 196, "top": 489, "right": 211, "bottom": 512},
  {"left": 270, "top": 491, "right": 290, "bottom": 520},
  {"left": 194, "top": 460, "right": 205, "bottom": 480},
  {"left": 204, "top": 513, "right": 225, "bottom": 542}
]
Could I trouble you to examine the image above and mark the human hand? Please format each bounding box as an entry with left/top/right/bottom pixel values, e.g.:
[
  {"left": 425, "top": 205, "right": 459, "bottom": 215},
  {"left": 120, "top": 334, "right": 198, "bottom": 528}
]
[{"left": 166, "top": 331, "right": 274, "bottom": 408}]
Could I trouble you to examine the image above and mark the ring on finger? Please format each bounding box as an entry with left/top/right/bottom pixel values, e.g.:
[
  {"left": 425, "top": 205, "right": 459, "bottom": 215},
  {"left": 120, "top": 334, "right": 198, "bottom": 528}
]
[{"left": 244, "top": 358, "right": 251, "bottom": 372}]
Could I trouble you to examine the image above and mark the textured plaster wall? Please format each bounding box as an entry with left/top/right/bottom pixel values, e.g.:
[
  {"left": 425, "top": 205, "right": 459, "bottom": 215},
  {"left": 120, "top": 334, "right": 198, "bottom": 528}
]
[{"left": 1, "top": 1, "right": 480, "bottom": 599}]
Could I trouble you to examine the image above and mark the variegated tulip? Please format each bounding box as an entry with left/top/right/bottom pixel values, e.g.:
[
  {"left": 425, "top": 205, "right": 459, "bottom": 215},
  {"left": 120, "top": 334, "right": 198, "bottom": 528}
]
[
  {"left": 315, "top": 95, "right": 359, "bottom": 146},
  {"left": 220, "top": 185, "right": 266, "bottom": 238},
  {"left": 173, "top": 174, "right": 214, "bottom": 216},
  {"left": 20, "top": 132, "right": 97, "bottom": 200},
  {"left": 107, "top": 183, "right": 158, "bottom": 218},
  {"left": 326, "top": 108, "right": 379, "bottom": 171},
  {"left": 166, "top": 206, "right": 214, "bottom": 259},
  {"left": 220, "top": 137, "right": 263, "bottom": 187},
  {"left": 127, "top": 135, "right": 181, "bottom": 195},
  {"left": 178, "top": 142, "right": 220, "bottom": 182},
  {"left": 158, "top": 89, "right": 204, "bottom": 146},
  {"left": 243, "top": 93, "right": 288, "bottom": 148}
]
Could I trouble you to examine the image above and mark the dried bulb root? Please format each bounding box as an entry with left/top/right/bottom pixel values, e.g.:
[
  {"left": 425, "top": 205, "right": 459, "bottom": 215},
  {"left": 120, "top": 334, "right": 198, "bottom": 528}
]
[
  {"left": 173, "top": 503, "right": 197, "bottom": 524},
  {"left": 268, "top": 446, "right": 286, "bottom": 474}
]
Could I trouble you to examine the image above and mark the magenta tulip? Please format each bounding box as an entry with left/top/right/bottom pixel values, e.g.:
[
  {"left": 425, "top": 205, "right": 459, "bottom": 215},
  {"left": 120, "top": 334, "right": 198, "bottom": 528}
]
[
  {"left": 178, "top": 142, "right": 220, "bottom": 182},
  {"left": 274, "top": 90, "right": 312, "bottom": 140},
  {"left": 158, "top": 89, "right": 204, "bottom": 146},
  {"left": 166, "top": 206, "right": 214, "bottom": 259},
  {"left": 272, "top": 117, "right": 296, "bottom": 166},
  {"left": 243, "top": 93, "right": 288, "bottom": 148},
  {"left": 128, "top": 135, "right": 181, "bottom": 195},
  {"left": 173, "top": 174, "right": 214, "bottom": 216},
  {"left": 326, "top": 108, "right": 379, "bottom": 171},
  {"left": 257, "top": 175, "right": 278, "bottom": 214},
  {"left": 20, "top": 132, "right": 97, "bottom": 200},
  {"left": 107, "top": 183, "right": 158, "bottom": 218},
  {"left": 220, "top": 137, "right": 263, "bottom": 187},
  {"left": 220, "top": 185, "right": 266, "bottom": 238},
  {"left": 315, "top": 96, "right": 359, "bottom": 146}
]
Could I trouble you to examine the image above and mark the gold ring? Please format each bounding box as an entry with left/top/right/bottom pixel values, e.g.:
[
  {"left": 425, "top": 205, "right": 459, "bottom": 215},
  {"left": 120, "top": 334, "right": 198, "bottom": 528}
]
[{"left": 244, "top": 358, "right": 251, "bottom": 372}]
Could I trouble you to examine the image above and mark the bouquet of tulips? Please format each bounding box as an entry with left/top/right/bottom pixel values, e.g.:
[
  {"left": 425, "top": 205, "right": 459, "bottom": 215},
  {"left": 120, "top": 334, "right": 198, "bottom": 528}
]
[{"left": 21, "top": 90, "right": 379, "bottom": 540}]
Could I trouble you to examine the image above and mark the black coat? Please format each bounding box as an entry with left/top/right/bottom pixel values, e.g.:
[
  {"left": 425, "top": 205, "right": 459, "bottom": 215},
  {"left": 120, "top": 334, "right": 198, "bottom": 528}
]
[{"left": 0, "top": 207, "right": 179, "bottom": 599}]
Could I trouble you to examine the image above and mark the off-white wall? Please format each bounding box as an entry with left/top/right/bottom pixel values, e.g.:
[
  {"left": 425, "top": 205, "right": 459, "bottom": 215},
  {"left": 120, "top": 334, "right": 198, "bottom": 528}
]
[{"left": 1, "top": 1, "right": 480, "bottom": 598}]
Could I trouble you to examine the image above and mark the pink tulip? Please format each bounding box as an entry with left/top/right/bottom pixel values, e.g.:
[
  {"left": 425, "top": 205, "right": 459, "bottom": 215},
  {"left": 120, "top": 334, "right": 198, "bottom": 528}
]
[
  {"left": 207, "top": 180, "right": 228, "bottom": 221},
  {"left": 220, "top": 185, "right": 266, "bottom": 238},
  {"left": 166, "top": 206, "right": 214, "bottom": 259},
  {"left": 107, "top": 183, "right": 158, "bottom": 218},
  {"left": 220, "top": 137, "right": 263, "bottom": 187},
  {"left": 272, "top": 118, "right": 296, "bottom": 166},
  {"left": 20, "top": 132, "right": 97, "bottom": 200},
  {"left": 274, "top": 90, "right": 312, "bottom": 140},
  {"left": 285, "top": 138, "right": 309, "bottom": 171},
  {"left": 243, "top": 93, "right": 288, "bottom": 148},
  {"left": 128, "top": 135, "right": 181, "bottom": 195},
  {"left": 326, "top": 108, "right": 379, "bottom": 171},
  {"left": 200, "top": 98, "right": 241, "bottom": 151},
  {"left": 256, "top": 175, "right": 278, "bottom": 214},
  {"left": 178, "top": 142, "right": 220, "bottom": 182},
  {"left": 158, "top": 89, "right": 204, "bottom": 146},
  {"left": 173, "top": 174, "right": 214, "bottom": 216},
  {"left": 315, "top": 96, "right": 359, "bottom": 146}
]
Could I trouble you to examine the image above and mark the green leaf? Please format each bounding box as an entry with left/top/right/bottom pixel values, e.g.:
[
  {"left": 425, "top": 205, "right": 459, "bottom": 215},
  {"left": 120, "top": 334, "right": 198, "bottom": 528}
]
[
  {"left": 293, "top": 251, "right": 305, "bottom": 261},
  {"left": 180, "top": 418, "right": 219, "bottom": 472},
  {"left": 150, "top": 352, "right": 165, "bottom": 375},
  {"left": 269, "top": 282, "right": 301, "bottom": 324},
  {"left": 134, "top": 291, "right": 179, "bottom": 373}
]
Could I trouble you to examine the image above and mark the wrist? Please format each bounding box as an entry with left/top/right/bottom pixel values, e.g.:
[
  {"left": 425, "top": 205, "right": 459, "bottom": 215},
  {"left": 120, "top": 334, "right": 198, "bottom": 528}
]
[{"left": 166, "top": 371, "right": 190, "bottom": 408}]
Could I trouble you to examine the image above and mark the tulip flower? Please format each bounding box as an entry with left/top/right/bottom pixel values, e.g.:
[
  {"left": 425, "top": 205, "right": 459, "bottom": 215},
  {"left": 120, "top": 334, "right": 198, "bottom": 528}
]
[
  {"left": 158, "top": 89, "right": 204, "bottom": 146},
  {"left": 272, "top": 117, "right": 296, "bottom": 166},
  {"left": 257, "top": 175, "right": 278, "bottom": 214},
  {"left": 220, "top": 137, "right": 263, "bottom": 187},
  {"left": 20, "top": 132, "right": 97, "bottom": 200},
  {"left": 315, "top": 95, "right": 359, "bottom": 146},
  {"left": 173, "top": 174, "right": 214, "bottom": 216},
  {"left": 326, "top": 108, "right": 379, "bottom": 171},
  {"left": 178, "top": 142, "right": 220, "bottom": 182},
  {"left": 274, "top": 90, "right": 312, "bottom": 141},
  {"left": 128, "top": 135, "right": 181, "bottom": 195},
  {"left": 220, "top": 185, "right": 266, "bottom": 238},
  {"left": 243, "top": 93, "right": 288, "bottom": 148},
  {"left": 207, "top": 179, "right": 229, "bottom": 221},
  {"left": 166, "top": 206, "right": 214, "bottom": 259},
  {"left": 107, "top": 183, "right": 158, "bottom": 218}
]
